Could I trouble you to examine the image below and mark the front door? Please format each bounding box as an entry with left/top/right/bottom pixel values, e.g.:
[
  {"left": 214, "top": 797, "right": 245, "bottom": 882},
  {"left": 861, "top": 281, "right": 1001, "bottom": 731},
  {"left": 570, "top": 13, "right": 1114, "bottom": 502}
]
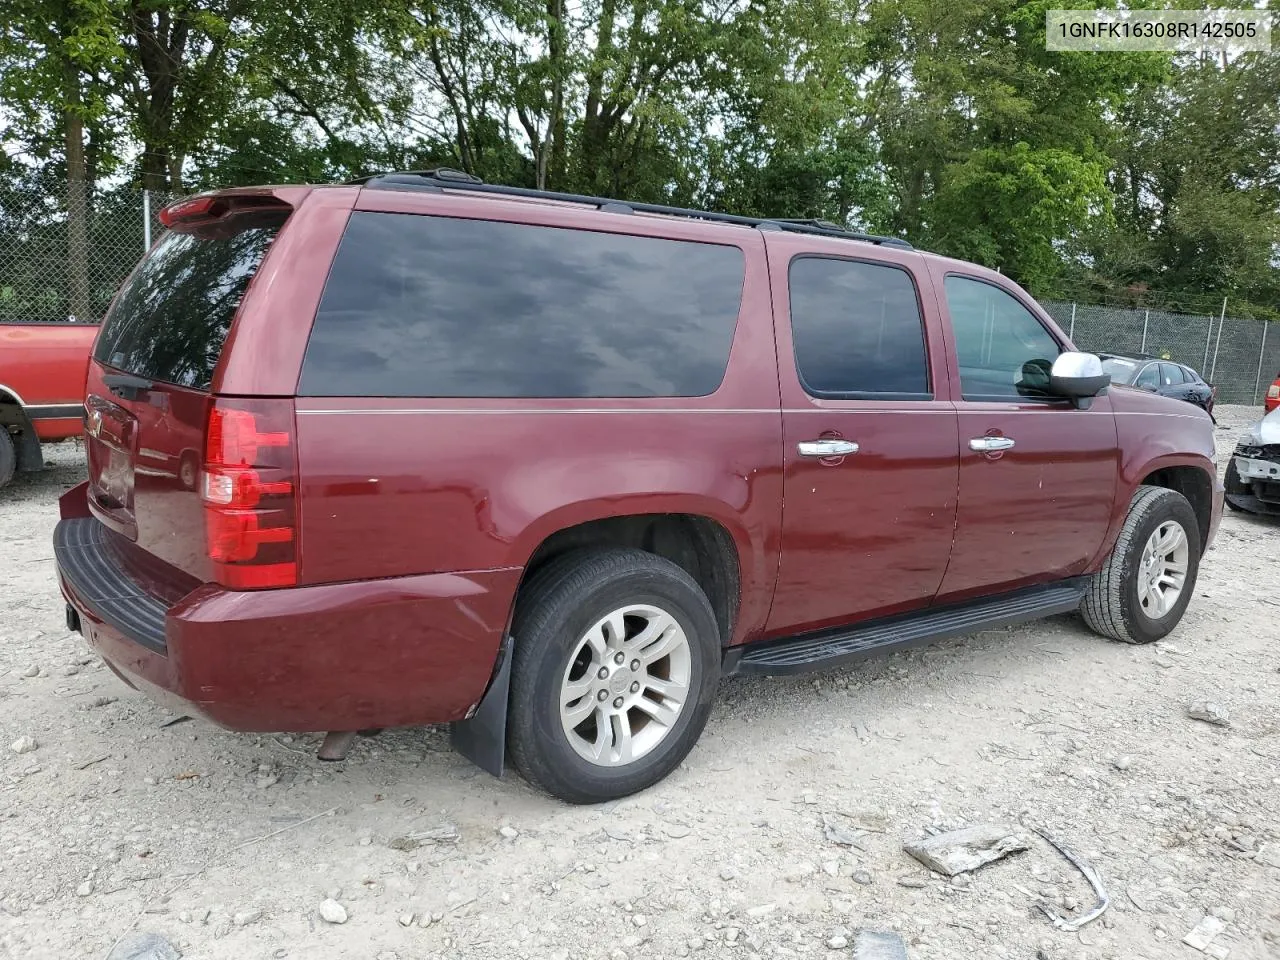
[
  {"left": 932, "top": 270, "right": 1119, "bottom": 601},
  {"left": 764, "top": 237, "right": 960, "bottom": 638}
]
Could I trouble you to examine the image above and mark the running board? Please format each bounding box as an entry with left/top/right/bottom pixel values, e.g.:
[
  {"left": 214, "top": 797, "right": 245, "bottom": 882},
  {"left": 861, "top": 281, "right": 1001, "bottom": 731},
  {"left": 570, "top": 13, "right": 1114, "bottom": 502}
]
[{"left": 728, "top": 579, "right": 1087, "bottom": 676}]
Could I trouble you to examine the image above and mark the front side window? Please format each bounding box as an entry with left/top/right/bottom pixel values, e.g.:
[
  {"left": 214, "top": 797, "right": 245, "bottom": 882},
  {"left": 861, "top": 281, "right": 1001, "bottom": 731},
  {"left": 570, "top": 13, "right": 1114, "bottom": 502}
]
[
  {"left": 944, "top": 276, "right": 1062, "bottom": 399},
  {"left": 299, "top": 213, "right": 745, "bottom": 398},
  {"left": 788, "top": 257, "right": 930, "bottom": 398}
]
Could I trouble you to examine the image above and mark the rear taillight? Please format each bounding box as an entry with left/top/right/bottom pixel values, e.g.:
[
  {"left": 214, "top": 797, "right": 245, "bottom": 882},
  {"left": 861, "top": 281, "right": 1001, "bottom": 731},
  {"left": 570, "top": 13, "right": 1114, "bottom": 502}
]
[{"left": 201, "top": 399, "right": 298, "bottom": 589}]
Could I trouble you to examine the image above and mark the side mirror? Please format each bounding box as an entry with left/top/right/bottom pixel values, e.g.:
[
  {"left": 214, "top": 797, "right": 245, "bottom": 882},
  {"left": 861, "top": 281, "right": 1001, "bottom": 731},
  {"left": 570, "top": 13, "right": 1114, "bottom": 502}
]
[{"left": 1048, "top": 352, "right": 1111, "bottom": 409}]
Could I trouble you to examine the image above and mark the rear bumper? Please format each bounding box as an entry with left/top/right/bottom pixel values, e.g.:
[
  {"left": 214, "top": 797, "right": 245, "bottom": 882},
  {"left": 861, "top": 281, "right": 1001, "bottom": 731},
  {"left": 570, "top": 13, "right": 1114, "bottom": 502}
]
[{"left": 54, "top": 513, "right": 520, "bottom": 732}]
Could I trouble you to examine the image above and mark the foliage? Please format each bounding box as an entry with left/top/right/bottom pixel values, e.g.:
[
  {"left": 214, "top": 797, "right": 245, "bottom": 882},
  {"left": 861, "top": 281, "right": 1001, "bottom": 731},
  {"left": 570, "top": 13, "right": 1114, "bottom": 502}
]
[{"left": 1, "top": 0, "right": 1276, "bottom": 309}]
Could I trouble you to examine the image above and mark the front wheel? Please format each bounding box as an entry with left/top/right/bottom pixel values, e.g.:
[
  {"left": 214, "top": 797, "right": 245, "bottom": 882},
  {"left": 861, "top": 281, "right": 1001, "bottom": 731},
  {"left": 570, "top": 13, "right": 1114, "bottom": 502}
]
[
  {"left": 1080, "top": 485, "right": 1202, "bottom": 644},
  {"left": 507, "top": 547, "right": 720, "bottom": 804}
]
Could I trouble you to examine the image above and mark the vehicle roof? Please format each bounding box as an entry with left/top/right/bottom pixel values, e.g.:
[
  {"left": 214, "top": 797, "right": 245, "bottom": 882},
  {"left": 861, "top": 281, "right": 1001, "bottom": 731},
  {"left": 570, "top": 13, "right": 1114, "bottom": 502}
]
[{"left": 198, "top": 175, "right": 1035, "bottom": 291}]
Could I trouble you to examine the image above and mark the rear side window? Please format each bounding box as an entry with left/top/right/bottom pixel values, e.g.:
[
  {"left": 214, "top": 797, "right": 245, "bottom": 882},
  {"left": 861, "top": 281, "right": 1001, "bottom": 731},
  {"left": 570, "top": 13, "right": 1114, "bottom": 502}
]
[
  {"left": 94, "top": 210, "right": 287, "bottom": 389},
  {"left": 299, "top": 213, "right": 745, "bottom": 398},
  {"left": 1161, "top": 363, "right": 1187, "bottom": 385},
  {"left": 787, "top": 257, "right": 929, "bottom": 398}
]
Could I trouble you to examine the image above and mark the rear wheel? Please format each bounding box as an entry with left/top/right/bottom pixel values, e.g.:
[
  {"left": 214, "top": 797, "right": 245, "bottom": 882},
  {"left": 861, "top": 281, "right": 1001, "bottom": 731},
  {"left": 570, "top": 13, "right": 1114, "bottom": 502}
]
[
  {"left": 1080, "top": 485, "right": 1201, "bottom": 644},
  {"left": 0, "top": 429, "right": 16, "bottom": 488},
  {"left": 507, "top": 547, "right": 719, "bottom": 804}
]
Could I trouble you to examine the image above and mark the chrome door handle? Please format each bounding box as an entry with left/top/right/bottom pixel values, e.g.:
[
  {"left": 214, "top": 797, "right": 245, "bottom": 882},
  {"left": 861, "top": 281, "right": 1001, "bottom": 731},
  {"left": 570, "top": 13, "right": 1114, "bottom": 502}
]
[
  {"left": 797, "top": 439, "right": 859, "bottom": 458},
  {"left": 969, "top": 436, "right": 1016, "bottom": 452}
]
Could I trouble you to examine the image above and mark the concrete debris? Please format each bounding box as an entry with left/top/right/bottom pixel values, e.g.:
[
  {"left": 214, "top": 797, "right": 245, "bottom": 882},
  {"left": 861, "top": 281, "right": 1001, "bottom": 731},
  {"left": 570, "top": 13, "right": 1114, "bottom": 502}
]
[
  {"left": 903, "top": 824, "right": 1029, "bottom": 876},
  {"left": 319, "top": 899, "right": 348, "bottom": 924},
  {"left": 823, "top": 812, "right": 870, "bottom": 848},
  {"left": 1183, "top": 915, "right": 1226, "bottom": 951},
  {"left": 852, "top": 929, "right": 910, "bottom": 959},
  {"left": 10, "top": 736, "right": 38, "bottom": 755},
  {"left": 1254, "top": 845, "right": 1280, "bottom": 869},
  {"left": 106, "top": 933, "right": 182, "bottom": 960},
  {"left": 1186, "top": 701, "right": 1231, "bottom": 727}
]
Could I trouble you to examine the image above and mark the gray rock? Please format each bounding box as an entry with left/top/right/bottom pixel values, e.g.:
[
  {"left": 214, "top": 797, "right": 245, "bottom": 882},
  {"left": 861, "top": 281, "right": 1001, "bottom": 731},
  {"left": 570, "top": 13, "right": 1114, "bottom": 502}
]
[
  {"left": 1113, "top": 755, "right": 1133, "bottom": 771},
  {"left": 498, "top": 825, "right": 519, "bottom": 839},
  {"left": 633, "top": 914, "right": 648, "bottom": 927},
  {"left": 852, "top": 930, "right": 909, "bottom": 960},
  {"left": 398, "top": 913, "right": 414, "bottom": 927},
  {"left": 719, "top": 865, "right": 738, "bottom": 881},
  {"left": 75, "top": 880, "right": 93, "bottom": 897},
  {"left": 826, "top": 934, "right": 849, "bottom": 949},
  {"left": 233, "top": 909, "right": 262, "bottom": 927},
  {"left": 851, "top": 869, "right": 874, "bottom": 886},
  {"left": 904, "top": 824, "right": 1030, "bottom": 876},
  {"left": 1187, "top": 701, "right": 1230, "bottom": 727},
  {"left": 10, "top": 737, "right": 38, "bottom": 755},
  {"left": 106, "top": 933, "right": 181, "bottom": 960},
  {"left": 319, "top": 899, "right": 348, "bottom": 924},
  {"left": 21, "top": 665, "right": 39, "bottom": 679}
]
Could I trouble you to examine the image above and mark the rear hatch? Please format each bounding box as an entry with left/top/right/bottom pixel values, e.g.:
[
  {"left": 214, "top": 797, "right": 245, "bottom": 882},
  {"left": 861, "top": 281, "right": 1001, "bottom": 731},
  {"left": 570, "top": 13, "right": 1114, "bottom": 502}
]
[{"left": 86, "top": 194, "right": 297, "bottom": 586}]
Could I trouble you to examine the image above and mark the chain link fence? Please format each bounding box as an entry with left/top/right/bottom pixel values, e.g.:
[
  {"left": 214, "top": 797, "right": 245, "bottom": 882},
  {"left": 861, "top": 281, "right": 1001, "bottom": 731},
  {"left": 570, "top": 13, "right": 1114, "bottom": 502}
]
[
  {"left": 0, "top": 179, "right": 177, "bottom": 325},
  {"left": 1043, "top": 301, "right": 1276, "bottom": 405}
]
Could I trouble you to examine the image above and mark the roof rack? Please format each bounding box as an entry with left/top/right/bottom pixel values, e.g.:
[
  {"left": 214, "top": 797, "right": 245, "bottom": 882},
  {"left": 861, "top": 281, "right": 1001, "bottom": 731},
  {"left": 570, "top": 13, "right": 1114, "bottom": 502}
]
[{"left": 352, "top": 169, "right": 914, "bottom": 250}]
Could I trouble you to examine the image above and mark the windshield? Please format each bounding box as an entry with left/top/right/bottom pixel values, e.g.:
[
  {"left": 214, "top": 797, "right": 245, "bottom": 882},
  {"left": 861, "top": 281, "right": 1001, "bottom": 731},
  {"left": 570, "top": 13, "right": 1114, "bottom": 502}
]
[{"left": 1100, "top": 357, "right": 1139, "bottom": 384}]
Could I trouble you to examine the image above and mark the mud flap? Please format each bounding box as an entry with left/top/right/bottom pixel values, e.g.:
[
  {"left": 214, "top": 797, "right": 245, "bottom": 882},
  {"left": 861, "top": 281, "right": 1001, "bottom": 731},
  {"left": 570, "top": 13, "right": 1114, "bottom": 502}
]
[{"left": 449, "top": 633, "right": 512, "bottom": 778}]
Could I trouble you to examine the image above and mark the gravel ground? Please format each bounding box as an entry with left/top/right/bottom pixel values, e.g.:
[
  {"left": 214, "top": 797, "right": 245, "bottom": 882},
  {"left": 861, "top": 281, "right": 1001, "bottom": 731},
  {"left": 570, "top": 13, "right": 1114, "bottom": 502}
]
[{"left": 2, "top": 405, "right": 1278, "bottom": 960}]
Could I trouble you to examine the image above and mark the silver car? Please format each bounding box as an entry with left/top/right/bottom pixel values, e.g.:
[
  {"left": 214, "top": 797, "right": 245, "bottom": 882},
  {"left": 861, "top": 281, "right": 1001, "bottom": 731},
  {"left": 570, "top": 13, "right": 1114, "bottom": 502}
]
[{"left": 1226, "top": 406, "right": 1280, "bottom": 516}]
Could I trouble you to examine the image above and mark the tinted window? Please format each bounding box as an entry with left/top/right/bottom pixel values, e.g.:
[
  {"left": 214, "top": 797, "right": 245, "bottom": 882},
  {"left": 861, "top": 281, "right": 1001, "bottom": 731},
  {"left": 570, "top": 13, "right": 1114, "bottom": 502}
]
[
  {"left": 788, "top": 257, "right": 929, "bottom": 397},
  {"left": 94, "top": 211, "right": 287, "bottom": 389},
  {"left": 1161, "top": 363, "right": 1186, "bottom": 385},
  {"left": 945, "top": 276, "right": 1061, "bottom": 398},
  {"left": 299, "top": 213, "right": 744, "bottom": 398},
  {"left": 1135, "top": 364, "right": 1160, "bottom": 389}
]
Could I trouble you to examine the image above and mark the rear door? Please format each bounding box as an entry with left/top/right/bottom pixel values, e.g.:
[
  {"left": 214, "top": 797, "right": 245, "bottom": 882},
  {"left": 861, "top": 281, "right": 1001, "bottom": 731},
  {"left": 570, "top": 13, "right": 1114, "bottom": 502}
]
[
  {"left": 85, "top": 197, "right": 295, "bottom": 581},
  {"left": 930, "top": 268, "right": 1118, "bottom": 601},
  {"left": 764, "top": 234, "right": 960, "bottom": 637}
]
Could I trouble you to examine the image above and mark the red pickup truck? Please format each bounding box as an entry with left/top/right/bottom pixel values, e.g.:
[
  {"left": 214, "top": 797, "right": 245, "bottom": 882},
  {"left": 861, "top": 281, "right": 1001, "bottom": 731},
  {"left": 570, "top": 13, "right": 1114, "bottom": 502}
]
[
  {"left": 0, "top": 321, "right": 94, "bottom": 486},
  {"left": 55, "top": 175, "right": 1222, "bottom": 802}
]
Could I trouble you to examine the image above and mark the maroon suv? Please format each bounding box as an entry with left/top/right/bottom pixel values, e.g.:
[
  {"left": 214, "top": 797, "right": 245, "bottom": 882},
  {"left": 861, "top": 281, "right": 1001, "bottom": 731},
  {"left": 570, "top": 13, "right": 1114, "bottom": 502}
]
[{"left": 55, "top": 172, "right": 1223, "bottom": 803}]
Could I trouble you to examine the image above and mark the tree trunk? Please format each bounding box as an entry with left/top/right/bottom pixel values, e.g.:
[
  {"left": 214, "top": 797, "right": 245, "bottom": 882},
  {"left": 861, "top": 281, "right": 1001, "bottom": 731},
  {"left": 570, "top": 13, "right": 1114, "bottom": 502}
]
[
  {"left": 169, "top": 152, "right": 184, "bottom": 194},
  {"left": 140, "top": 145, "right": 170, "bottom": 192},
  {"left": 63, "top": 61, "right": 91, "bottom": 324}
]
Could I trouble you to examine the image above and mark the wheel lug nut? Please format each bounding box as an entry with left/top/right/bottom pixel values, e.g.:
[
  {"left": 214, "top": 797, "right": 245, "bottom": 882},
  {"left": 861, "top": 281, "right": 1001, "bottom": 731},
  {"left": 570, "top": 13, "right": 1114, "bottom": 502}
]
[
  {"left": 614, "top": 652, "right": 625, "bottom": 665},
  {"left": 613, "top": 697, "right": 624, "bottom": 709},
  {"left": 598, "top": 690, "right": 608, "bottom": 702},
  {"left": 630, "top": 682, "right": 640, "bottom": 693},
  {"left": 630, "top": 660, "right": 640, "bottom": 672},
  {"left": 598, "top": 667, "right": 609, "bottom": 679}
]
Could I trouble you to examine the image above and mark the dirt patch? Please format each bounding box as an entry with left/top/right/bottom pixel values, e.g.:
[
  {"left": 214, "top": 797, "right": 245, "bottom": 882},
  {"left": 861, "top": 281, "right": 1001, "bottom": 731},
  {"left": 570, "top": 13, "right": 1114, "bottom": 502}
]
[{"left": 2, "top": 411, "right": 1278, "bottom": 960}]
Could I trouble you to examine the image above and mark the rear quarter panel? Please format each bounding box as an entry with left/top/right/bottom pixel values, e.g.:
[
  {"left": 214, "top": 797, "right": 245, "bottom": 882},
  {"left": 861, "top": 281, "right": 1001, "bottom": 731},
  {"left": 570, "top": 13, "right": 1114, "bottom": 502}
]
[{"left": 292, "top": 192, "right": 784, "bottom": 646}]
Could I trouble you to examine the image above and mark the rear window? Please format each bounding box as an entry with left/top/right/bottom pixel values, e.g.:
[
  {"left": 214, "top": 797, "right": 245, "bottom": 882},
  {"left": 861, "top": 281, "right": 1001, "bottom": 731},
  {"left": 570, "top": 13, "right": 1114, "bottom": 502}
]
[
  {"left": 94, "top": 210, "right": 288, "bottom": 389},
  {"left": 298, "top": 213, "right": 745, "bottom": 398}
]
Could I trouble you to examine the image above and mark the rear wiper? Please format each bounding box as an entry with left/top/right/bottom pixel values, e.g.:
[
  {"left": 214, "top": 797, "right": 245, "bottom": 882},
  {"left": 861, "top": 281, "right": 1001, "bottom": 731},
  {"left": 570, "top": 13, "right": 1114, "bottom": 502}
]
[{"left": 102, "top": 372, "right": 155, "bottom": 401}]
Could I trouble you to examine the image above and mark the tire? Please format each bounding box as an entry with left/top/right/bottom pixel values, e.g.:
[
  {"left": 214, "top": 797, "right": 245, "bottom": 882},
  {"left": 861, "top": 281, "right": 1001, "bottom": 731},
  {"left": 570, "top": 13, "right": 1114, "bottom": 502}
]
[
  {"left": 507, "top": 547, "right": 720, "bottom": 804},
  {"left": 1224, "top": 458, "right": 1246, "bottom": 512},
  {"left": 1080, "top": 485, "right": 1202, "bottom": 644},
  {"left": 0, "top": 429, "right": 16, "bottom": 489}
]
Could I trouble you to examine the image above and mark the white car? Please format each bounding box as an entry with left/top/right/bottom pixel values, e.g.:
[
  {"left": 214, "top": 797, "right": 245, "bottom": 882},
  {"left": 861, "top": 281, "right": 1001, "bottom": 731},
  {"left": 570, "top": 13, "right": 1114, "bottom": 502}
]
[{"left": 1226, "top": 406, "right": 1280, "bottom": 516}]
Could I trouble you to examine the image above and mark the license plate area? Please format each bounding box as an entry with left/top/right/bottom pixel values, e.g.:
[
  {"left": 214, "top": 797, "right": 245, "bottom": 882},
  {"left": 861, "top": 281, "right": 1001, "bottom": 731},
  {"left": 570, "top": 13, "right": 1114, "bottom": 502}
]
[{"left": 86, "top": 393, "right": 139, "bottom": 538}]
